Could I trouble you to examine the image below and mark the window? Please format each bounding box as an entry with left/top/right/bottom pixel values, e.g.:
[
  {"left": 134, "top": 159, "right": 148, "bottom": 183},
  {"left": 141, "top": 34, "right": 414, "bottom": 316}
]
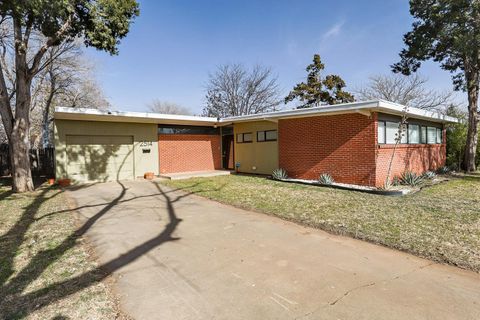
[
  {"left": 377, "top": 122, "right": 385, "bottom": 144},
  {"left": 237, "top": 132, "right": 252, "bottom": 143},
  {"left": 386, "top": 122, "right": 400, "bottom": 144},
  {"left": 400, "top": 127, "right": 408, "bottom": 144},
  {"left": 379, "top": 117, "right": 442, "bottom": 145},
  {"left": 427, "top": 127, "right": 437, "bottom": 144},
  {"left": 257, "top": 131, "right": 265, "bottom": 142},
  {"left": 421, "top": 126, "right": 427, "bottom": 144},
  {"left": 408, "top": 124, "right": 420, "bottom": 144},
  {"left": 257, "top": 130, "right": 277, "bottom": 142},
  {"left": 266, "top": 130, "right": 277, "bottom": 141},
  {"left": 436, "top": 128, "right": 443, "bottom": 144},
  {"left": 158, "top": 125, "right": 219, "bottom": 135}
]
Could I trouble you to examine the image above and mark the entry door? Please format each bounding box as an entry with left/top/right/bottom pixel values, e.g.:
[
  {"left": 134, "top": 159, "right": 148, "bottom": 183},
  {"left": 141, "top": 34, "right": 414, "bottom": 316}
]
[
  {"left": 66, "top": 135, "right": 134, "bottom": 182},
  {"left": 222, "top": 135, "right": 234, "bottom": 169}
]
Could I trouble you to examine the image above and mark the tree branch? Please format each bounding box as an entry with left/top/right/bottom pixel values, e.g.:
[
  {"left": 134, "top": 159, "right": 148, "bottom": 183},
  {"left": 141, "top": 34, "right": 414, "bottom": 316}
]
[
  {"left": 28, "top": 14, "right": 73, "bottom": 78},
  {"left": 0, "top": 59, "right": 13, "bottom": 139}
]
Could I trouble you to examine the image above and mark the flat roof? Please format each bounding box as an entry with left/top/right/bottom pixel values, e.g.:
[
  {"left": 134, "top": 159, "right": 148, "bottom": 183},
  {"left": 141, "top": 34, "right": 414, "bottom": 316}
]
[{"left": 54, "top": 99, "right": 458, "bottom": 125}]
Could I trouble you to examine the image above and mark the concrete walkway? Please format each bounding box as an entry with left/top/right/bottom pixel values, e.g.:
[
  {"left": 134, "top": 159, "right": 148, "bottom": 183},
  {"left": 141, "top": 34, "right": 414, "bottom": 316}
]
[
  {"left": 67, "top": 180, "right": 480, "bottom": 320},
  {"left": 159, "top": 170, "right": 231, "bottom": 180}
]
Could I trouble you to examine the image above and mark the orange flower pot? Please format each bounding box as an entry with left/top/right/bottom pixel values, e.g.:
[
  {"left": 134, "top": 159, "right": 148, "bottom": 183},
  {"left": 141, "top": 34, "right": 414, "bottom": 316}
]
[
  {"left": 144, "top": 172, "right": 154, "bottom": 180},
  {"left": 47, "top": 178, "right": 55, "bottom": 185}
]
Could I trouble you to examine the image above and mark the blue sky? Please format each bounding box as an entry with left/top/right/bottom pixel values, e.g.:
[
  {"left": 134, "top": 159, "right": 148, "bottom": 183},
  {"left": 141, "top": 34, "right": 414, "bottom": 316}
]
[{"left": 86, "top": 0, "right": 461, "bottom": 114}]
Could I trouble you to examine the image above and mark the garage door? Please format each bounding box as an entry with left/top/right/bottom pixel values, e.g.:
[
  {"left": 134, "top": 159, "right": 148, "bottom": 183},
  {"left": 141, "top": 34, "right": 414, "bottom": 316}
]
[{"left": 66, "top": 135, "right": 134, "bottom": 182}]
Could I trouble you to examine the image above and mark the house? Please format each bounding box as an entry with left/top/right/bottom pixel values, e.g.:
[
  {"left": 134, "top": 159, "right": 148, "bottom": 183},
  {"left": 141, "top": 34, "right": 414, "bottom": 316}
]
[{"left": 54, "top": 100, "right": 457, "bottom": 187}]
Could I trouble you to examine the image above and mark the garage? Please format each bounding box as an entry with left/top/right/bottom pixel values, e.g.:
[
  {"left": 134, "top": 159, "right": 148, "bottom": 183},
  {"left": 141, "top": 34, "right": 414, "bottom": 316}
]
[
  {"left": 66, "top": 135, "right": 134, "bottom": 182},
  {"left": 54, "top": 107, "right": 219, "bottom": 184}
]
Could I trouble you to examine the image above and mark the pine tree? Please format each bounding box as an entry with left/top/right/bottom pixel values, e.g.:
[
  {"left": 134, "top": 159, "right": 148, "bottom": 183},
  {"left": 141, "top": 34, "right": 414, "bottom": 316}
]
[{"left": 285, "top": 54, "right": 354, "bottom": 108}]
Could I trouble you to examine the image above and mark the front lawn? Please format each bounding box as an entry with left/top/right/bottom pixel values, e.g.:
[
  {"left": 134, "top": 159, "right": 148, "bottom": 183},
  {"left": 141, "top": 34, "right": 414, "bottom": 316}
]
[
  {"left": 0, "top": 181, "right": 123, "bottom": 319},
  {"left": 162, "top": 174, "right": 480, "bottom": 272}
]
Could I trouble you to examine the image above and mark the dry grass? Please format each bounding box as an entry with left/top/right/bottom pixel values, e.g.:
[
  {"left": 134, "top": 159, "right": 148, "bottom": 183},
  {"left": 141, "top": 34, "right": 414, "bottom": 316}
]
[
  {"left": 0, "top": 182, "right": 125, "bottom": 319},
  {"left": 163, "top": 174, "right": 480, "bottom": 272}
]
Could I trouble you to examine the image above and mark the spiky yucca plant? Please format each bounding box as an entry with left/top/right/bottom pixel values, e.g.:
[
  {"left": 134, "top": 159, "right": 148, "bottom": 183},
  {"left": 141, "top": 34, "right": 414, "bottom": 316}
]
[
  {"left": 400, "top": 171, "right": 424, "bottom": 186},
  {"left": 422, "top": 171, "right": 436, "bottom": 179},
  {"left": 318, "top": 173, "right": 334, "bottom": 185},
  {"left": 272, "top": 168, "right": 288, "bottom": 180},
  {"left": 437, "top": 166, "right": 450, "bottom": 174}
]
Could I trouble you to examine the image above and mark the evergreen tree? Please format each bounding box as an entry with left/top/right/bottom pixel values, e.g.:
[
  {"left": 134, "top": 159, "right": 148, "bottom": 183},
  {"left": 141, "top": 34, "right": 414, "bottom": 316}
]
[
  {"left": 285, "top": 54, "right": 354, "bottom": 108},
  {"left": 392, "top": 0, "right": 480, "bottom": 171}
]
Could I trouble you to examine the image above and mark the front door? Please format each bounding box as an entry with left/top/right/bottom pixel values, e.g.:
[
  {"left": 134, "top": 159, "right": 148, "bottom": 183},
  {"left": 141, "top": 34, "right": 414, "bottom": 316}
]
[{"left": 222, "top": 134, "right": 234, "bottom": 170}]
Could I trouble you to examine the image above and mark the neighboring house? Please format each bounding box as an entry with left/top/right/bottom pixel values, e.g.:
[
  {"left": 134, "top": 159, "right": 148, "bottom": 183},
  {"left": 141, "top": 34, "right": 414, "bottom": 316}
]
[{"left": 54, "top": 100, "right": 457, "bottom": 187}]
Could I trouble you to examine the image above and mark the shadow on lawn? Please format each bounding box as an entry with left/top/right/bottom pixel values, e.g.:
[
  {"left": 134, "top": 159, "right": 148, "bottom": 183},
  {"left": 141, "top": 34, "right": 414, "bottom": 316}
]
[{"left": 0, "top": 179, "right": 220, "bottom": 318}]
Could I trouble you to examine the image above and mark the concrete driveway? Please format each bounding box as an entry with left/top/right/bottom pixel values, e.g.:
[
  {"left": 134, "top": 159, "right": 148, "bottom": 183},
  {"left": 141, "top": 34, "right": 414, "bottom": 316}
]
[{"left": 67, "top": 180, "right": 480, "bottom": 320}]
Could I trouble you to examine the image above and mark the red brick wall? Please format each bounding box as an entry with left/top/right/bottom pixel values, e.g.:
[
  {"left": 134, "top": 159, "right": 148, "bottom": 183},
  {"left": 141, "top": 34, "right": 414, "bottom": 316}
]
[
  {"left": 158, "top": 134, "right": 221, "bottom": 173},
  {"left": 278, "top": 113, "right": 377, "bottom": 186},
  {"left": 375, "top": 134, "right": 446, "bottom": 186}
]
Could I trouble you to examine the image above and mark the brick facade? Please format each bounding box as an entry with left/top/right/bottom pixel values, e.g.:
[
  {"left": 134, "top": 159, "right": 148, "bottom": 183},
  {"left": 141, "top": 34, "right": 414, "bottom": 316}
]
[
  {"left": 158, "top": 134, "right": 221, "bottom": 173},
  {"left": 278, "top": 113, "right": 446, "bottom": 187},
  {"left": 278, "top": 113, "right": 377, "bottom": 186},
  {"left": 375, "top": 140, "right": 446, "bottom": 186}
]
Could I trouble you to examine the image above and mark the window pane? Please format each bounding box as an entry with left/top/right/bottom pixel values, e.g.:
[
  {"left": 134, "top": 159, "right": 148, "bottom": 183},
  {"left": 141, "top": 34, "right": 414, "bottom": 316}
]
[
  {"left": 265, "top": 130, "right": 277, "bottom": 141},
  {"left": 378, "top": 122, "right": 385, "bottom": 144},
  {"left": 421, "top": 126, "right": 427, "bottom": 144},
  {"left": 400, "top": 125, "right": 408, "bottom": 144},
  {"left": 243, "top": 133, "right": 253, "bottom": 142},
  {"left": 236, "top": 133, "right": 243, "bottom": 143},
  {"left": 158, "top": 125, "right": 219, "bottom": 135},
  {"left": 257, "top": 131, "right": 265, "bottom": 142},
  {"left": 408, "top": 125, "right": 420, "bottom": 144},
  {"left": 427, "top": 127, "right": 437, "bottom": 144},
  {"left": 437, "top": 128, "right": 442, "bottom": 143},
  {"left": 386, "top": 122, "right": 399, "bottom": 144}
]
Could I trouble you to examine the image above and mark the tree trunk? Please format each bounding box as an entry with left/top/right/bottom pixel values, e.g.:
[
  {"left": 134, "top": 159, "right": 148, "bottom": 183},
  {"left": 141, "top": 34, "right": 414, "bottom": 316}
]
[
  {"left": 11, "top": 20, "right": 34, "bottom": 192},
  {"left": 463, "top": 70, "right": 479, "bottom": 172},
  {"left": 11, "top": 74, "right": 34, "bottom": 191}
]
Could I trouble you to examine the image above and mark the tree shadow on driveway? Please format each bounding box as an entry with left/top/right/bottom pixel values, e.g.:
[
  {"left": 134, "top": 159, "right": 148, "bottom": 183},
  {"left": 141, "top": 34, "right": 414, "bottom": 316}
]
[{"left": 0, "top": 180, "right": 221, "bottom": 318}]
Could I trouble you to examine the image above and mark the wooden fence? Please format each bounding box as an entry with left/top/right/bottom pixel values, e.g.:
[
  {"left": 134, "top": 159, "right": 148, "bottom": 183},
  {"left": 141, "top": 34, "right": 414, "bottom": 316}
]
[{"left": 0, "top": 144, "right": 55, "bottom": 177}]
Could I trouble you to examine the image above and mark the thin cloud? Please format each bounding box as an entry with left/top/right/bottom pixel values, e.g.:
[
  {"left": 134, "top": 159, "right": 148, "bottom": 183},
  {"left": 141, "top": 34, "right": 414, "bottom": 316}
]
[{"left": 322, "top": 20, "right": 345, "bottom": 40}]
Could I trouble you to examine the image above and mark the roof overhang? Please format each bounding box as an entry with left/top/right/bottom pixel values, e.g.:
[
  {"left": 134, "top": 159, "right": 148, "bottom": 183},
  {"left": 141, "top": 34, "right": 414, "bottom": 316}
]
[
  {"left": 54, "top": 100, "right": 458, "bottom": 126},
  {"left": 54, "top": 107, "right": 220, "bottom": 126},
  {"left": 220, "top": 100, "right": 458, "bottom": 124}
]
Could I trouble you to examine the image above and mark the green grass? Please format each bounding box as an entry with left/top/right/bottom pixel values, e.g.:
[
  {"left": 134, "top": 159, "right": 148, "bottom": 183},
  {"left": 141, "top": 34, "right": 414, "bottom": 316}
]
[
  {"left": 163, "top": 174, "right": 480, "bottom": 272},
  {"left": 0, "top": 184, "right": 125, "bottom": 319}
]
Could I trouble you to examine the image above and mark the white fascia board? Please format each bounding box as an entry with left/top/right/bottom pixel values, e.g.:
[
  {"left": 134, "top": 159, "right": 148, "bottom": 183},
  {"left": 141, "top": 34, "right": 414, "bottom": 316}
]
[
  {"left": 54, "top": 100, "right": 459, "bottom": 126},
  {"left": 219, "top": 100, "right": 380, "bottom": 122},
  {"left": 54, "top": 107, "right": 219, "bottom": 125},
  {"left": 220, "top": 100, "right": 458, "bottom": 124},
  {"left": 376, "top": 100, "right": 458, "bottom": 123}
]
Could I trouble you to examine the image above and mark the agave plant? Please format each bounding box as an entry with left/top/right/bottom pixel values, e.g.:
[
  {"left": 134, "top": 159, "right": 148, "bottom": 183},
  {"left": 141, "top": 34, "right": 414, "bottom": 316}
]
[
  {"left": 422, "top": 171, "right": 436, "bottom": 179},
  {"left": 437, "top": 166, "right": 450, "bottom": 174},
  {"left": 318, "top": 173, "right": 334, "bottom": 185},
  {"left": 272, "top": 168, "right": 288, "bottom": 180},
  {"left": 392, "top": 176, "right": 401, "bottom": 186},
  {"left": 400, "top": 171, "right": 424, "bottom": 187}
]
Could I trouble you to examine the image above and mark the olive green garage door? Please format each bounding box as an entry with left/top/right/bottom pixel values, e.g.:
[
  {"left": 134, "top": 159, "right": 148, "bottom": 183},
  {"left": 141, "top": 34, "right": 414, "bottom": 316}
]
[{"left": 66, "top": 135, "right": 134, "bottom": 182}]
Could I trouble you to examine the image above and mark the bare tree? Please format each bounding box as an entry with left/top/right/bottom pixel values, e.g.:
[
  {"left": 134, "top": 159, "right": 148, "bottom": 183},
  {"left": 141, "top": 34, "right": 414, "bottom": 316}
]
[
  {"left": 203, "top": 64, "right": 282, "bottom": 117},
  {"left": 356, "top": 74, "right": 454, "bottom": 111},
  {"left": 0, "top": 1, "right": 138, "bottom": 192},
  {"left": 147, "top": 99, "right": 191, "bottom": 115},
  {"left": 0, "top": 35, "right": 109, "bottom": 148}
]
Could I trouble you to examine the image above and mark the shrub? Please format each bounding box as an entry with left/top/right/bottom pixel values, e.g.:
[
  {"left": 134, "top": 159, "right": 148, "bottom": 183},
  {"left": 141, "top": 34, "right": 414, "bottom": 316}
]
[
  {"left": 400, "top": 171, "right": 424, "bottom": 186},
  {"left": 318, "top": 173, "right": 334, "bottom": 185},
  {"left": 272, "top": 168, "right": 288, "bottom": 180},
  {"left": 392, "top": 176, "right": 401, "bottom": 186},
  {"left": 422, "top": 171, "right": 436, "bottom": 179},
  {"left": 437, "top": 166, "right": 450, "bottom": 174}
]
